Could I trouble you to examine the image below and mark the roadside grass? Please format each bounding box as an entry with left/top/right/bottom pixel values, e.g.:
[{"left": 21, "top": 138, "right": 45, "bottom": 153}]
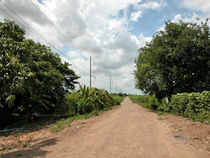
[
  {"left": 129, "top": 95, "right": 160, "bottom": 111},
  {"left": 49, "top": 95, "right": 125, "bottom": 133},
  {"left": 157, "top": 118, "right": 165, "bottom": 120},
  {"left": 49, "top": 108, "right": 109, "bottom": 133},
  {"left": 111, "top": 95, "right": 126, "bottom": 105},
  {"left": 1, "top": 94, "right": 125, "bottom": 134}
]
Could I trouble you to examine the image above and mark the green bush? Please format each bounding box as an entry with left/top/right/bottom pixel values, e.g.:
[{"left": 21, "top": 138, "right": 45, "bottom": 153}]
[
  {"left": 169, "top": 91, "right": 210, "bottom": 122},
  {"left": 63, "top": 93, "right": 80, "bottom": 115},
  {"left": 129, "top": 91, "right": 210, "bottom": 123},
  {"left": 157, "top": 97, "right": 171, "bottom": 114}
]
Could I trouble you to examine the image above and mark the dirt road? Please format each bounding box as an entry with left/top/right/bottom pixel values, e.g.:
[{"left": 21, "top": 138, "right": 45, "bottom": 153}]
[{"left": 3, "top": 97, "right": 210, "bottom": 157}]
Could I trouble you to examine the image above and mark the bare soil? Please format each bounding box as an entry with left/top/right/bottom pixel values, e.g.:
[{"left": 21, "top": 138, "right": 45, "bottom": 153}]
[{"left": 1, "top": 97, "right": 210, "bottom": 158}]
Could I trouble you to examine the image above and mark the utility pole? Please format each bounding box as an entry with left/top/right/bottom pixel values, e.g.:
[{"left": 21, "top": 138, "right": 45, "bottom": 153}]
[
  {"left": 110, "top": 76, "right": 111, "bottom": 94},
  {"left": 90, "top": 56, "right": 91, "bottom": 88}
]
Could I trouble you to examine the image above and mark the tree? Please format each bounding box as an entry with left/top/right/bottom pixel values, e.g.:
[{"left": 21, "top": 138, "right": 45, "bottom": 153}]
[
  {"left": 0, "top": 20, "right": 80, "bottom": 117},
  {"left": 134, "top": 18, "right": 210, "bottom": 101}
]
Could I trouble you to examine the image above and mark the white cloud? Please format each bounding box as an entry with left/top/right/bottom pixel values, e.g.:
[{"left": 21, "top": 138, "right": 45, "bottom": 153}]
[
  {"left": 180, "top": 0, "right": 210, "bottom": 13},
  {"left": 0, "top": 0, "right": 148, "bottom": 94},
  {"left": 133, "top": 0, "right": 166, "bottom": 11},
  {"left": 131, "top": 11, "right": 142, "bottom": 21}
]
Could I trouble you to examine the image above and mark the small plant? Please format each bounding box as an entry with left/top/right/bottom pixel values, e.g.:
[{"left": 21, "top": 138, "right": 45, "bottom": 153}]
[
  {"left": 92, "top": 110, "right": 100, "bottom": 116},
  {"left": 17, "top": 141, "right": 22, "bottom": 145},
  {"left": 23, "top": 142, "right": 29, "bottom": 147},
  {"left": 172, "top": 123, "right": 183, "bottom": 131},
  {"left": 2, "top": 136, "right": 5, "bottom": 141}
]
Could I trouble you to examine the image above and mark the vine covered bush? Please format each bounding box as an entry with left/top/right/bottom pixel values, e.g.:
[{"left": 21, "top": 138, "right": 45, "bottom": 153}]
[{"left": 161, "top": 91, "right": 210, "bottom": 122}]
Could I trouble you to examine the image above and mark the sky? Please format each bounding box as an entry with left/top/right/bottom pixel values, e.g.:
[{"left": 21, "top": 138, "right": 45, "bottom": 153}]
[{"left": 0, "top": 0, "right": 210, "bottom": 94}]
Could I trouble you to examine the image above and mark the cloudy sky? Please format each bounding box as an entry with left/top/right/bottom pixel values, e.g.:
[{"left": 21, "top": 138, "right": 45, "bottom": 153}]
[{"left": 0, "top": 0, "right": 210, "bottom": 94}]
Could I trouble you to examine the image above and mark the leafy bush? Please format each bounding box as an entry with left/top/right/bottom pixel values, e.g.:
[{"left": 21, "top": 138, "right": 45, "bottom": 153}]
[
  {"left": 169, "top": 93, "right": 189, "bottom": 115},
  {"left": 66, "top": 85, "right": 115, "bottom": 115},
  {"left": 157, "top": 98, "right": 171, "bottom": 114},
  {"left": 63, "top": 93, "right": 80, "bottom": 115},
  {"left": 129, "top": 91, "right": 210, "bottom": 123},
  {"left": 168, "top": 91, "right": 210, "bottom": 122}
]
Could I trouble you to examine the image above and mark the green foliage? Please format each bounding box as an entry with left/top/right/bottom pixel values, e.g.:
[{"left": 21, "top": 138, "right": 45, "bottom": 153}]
[
  {"left": 0, "top": 20, "right": 79, "bottom": 117},
  {"left": 62, "top": 93, "right": 80, "bottom": 115},
  {"left": 134, "top": 18, "right": 210, "bottom": 101},
  {"left": 66, "top": 85, "right": 114, "bottom": 115},
  {"left": 50, "top": 106, "right": 108, "bottom": 133},
  {"left": 130, "top": 91, "right": 210, "bottom": 123},
  {"left": 111, "top": 94, "right": 126, "bottom": 105},
  {"left": 118, "top": 93, "right": 124, "bottom": 97},
  {"left": 168, "top": 91, "right": 210, "bottom": 122},
  {"left": 129, "top": 95, "right": 160, "bottom": 110}
]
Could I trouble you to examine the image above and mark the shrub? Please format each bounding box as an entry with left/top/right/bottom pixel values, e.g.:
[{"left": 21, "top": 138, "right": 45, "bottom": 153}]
[
  {"left": 169, "top": 91, "right": 210, "bottom": 123},
  {"left": 63, "top": 93, "right": 80, "bottom": 115}
]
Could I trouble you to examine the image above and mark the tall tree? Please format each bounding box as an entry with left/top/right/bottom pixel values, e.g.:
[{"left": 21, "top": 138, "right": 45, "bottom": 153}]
[
  {"left": 0, "top": 20, "right": 80, "bottom": 115},
  {"left": 134, "top": 18, "right": 210, "bottom": 100}
]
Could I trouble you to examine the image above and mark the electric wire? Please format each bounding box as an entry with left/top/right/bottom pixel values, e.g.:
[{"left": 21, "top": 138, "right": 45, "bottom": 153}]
[
  {"left": 1, "top": 1, "right": 112, "bottom": 90},
  {"left": 29, "top": 0, "right": 88, "bottom": 60},
  {"left": 0, "top": 5, "right": 90, "bottom": 76},
  {"left": 40, "top": 1, "right": 111, "bottom": 82}
]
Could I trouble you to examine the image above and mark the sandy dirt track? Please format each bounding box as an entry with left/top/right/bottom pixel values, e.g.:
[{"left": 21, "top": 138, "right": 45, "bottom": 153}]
[{"left": 3, "top": 97, "right": 210, "bottom": 158}]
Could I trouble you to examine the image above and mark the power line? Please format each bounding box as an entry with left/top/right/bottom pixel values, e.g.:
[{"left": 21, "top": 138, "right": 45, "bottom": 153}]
[
  {"left": 1, "top": 0, "right": 111, "bottom": 90},
  {"left": 29, "top": 0, "right": 88, "bottom": 60},
  {"left": 40, "top": 1, "right": 112, "bottom": 83},
  {"left": 0, "top": 4, "right": 90, "bottom": 76}
]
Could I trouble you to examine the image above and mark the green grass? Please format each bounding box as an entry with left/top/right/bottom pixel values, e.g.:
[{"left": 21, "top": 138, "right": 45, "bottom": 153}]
[
  {"left": 111, "top": 95, "right": 126, "bottom": 105},
  {"left": 129, "top": 95, "right": 160, "bottom": 110},
  {"left": 157, "top": 118, "right": 165, "bottom": 120},
  {"left": 49, "top": 108, "right": 110, "bottom": 133},
  {"left": 49, "top": 94, "right": 126, "bottom": 133},
  {"left": 172, "top": 123, "right": 183, "bottom": 131}
]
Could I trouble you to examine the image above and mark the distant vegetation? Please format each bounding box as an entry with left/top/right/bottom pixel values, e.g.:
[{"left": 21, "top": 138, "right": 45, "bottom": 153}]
[{"left": 129, "top": 95, "right": 160, "bottom": 110}]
